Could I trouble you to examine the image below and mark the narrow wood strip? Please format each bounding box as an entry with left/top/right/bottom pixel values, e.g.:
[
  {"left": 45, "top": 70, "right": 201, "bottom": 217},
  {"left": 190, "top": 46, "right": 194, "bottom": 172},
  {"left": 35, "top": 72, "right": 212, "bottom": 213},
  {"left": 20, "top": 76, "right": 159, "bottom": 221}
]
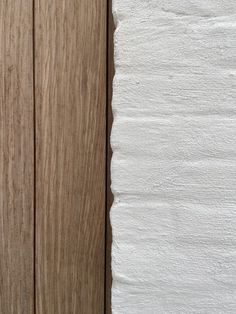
[
  {"left": 35, "top": 0, "right": 106, "bottom": 312},
  {"left": 0, "top": 1, "right": 34, "bottom": 312}
]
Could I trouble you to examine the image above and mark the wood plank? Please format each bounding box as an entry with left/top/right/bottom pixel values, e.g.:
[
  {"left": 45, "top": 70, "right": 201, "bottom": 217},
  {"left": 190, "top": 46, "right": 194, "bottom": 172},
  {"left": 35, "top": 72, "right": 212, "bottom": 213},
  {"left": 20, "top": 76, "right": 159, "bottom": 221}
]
[
  {"left": 35, "top": 0, "right": 106, "bottom": 313},
  {"left": 0, "top": 1, "right": 34, "bottom": 313},
  {"left": 106, "top": 0, "right": 114, "bottom": 312}
]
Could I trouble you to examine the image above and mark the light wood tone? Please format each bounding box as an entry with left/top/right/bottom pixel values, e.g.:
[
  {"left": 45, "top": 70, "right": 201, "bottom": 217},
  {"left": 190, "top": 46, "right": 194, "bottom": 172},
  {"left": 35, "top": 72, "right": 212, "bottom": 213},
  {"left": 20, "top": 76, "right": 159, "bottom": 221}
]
[
  {"left": 0, "top": 1, "right": 34, "bottom": 313},
  {"left": 35, "top": 0, "right": 106, "bottom": 313},
  {"left": 106, "top": 0, "right": 114, "bottom": 312}
]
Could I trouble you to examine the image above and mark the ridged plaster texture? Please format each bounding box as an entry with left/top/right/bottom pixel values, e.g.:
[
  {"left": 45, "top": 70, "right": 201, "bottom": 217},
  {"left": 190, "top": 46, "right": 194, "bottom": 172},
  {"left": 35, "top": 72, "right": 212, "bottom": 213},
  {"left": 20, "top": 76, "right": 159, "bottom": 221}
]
[{"left": 111, "top": 1, "right": 236, "bottom": 313}]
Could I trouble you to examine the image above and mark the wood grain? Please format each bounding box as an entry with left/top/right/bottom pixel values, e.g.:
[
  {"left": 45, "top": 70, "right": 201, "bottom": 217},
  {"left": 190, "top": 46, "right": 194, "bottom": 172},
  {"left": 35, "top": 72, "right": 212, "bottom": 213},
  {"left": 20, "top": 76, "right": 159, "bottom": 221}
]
[
  {"left": 106, "top": 0, "right": 115, "bottom": 312},
  {"left": 35, "top": 0, "right": 106, "bottom": 313},
  {"left": 0, "top": 1, "right": 34, "bottom": 313}
]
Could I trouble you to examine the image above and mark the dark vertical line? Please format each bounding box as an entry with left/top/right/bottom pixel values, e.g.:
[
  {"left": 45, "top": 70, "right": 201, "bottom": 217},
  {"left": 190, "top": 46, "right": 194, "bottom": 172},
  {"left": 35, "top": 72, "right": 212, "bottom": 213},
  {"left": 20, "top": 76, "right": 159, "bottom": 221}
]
[
  {"left": 32, "top": 0, "right": 36, "bottom": 313},
  {"left": 105, "top": 0, "right": 109, "bottom": 313}
]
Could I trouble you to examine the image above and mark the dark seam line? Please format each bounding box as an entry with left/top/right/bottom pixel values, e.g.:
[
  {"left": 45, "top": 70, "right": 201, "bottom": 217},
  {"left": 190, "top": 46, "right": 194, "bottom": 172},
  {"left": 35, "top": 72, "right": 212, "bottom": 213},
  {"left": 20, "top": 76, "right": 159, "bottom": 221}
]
[
  {"left": 32, "top": 0, "right": 36, "bottom": 313},
  {"left": 105, "top": 0, "right": 110, "bottom": 313}
]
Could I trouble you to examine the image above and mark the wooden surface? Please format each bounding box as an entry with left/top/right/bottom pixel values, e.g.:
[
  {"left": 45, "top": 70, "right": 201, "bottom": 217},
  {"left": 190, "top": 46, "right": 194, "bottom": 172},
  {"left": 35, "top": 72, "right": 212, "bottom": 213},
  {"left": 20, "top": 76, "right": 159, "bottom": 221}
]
[
  {"left": 0, "top": 1, "right": 108, "bottom": 312},
  {"left": 35, "top": 0, "right": 106, "bottom": 313},
  {"left": 106, "top": 0, "right": 114, "bottom": 312},
  {"left": 0, "top": 1, "right": 34, "bottom": 313}
]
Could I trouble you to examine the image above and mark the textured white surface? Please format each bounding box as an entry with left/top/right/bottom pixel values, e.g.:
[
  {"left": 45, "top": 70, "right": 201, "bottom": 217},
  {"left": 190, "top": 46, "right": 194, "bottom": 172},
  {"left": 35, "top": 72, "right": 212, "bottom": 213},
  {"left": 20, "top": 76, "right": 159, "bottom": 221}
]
[{"left": 111, "top": 1, "right": 236, "bottom": 313}]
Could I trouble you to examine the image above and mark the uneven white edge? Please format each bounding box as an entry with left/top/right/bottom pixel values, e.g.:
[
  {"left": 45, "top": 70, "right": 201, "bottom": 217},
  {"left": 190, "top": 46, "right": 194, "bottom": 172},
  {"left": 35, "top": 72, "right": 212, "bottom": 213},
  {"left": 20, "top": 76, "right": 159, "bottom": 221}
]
[{"left": 111, "top": 1, "right": 236, "bottom": 313}]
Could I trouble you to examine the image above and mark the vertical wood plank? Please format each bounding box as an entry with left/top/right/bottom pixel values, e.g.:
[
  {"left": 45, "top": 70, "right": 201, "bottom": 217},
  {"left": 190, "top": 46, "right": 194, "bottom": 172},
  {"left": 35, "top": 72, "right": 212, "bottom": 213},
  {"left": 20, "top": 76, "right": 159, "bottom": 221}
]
[
  {"left": 0, "top": 1, "right": 34, "bottom": 313},
  {"left": 35, "top": 0, "right": 106, "bottom": 313},
  {"left": 106, "top": 0, "right": 114, "bottom": 312}
]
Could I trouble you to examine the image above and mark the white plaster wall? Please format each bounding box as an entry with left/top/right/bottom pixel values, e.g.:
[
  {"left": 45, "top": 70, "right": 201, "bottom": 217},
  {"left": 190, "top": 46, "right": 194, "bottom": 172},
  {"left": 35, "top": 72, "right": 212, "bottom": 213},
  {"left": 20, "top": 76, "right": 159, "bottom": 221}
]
[{"left": 111, "top": 1, "right": 236, "bottom": 313}]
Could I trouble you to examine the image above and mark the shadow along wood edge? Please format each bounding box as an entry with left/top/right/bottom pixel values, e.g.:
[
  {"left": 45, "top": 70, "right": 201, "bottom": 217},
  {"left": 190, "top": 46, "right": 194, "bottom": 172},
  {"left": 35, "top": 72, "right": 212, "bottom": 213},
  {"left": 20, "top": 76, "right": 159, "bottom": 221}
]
[{"left": 106, "top": 0, "right": 115, "bottom": 313}]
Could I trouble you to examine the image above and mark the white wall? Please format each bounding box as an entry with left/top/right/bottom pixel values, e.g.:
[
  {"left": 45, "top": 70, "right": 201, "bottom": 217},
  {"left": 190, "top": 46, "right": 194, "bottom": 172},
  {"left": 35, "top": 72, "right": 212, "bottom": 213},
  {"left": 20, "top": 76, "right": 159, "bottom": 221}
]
[{"left": 111, "top": 1, "right": 236, "bottom": 313}]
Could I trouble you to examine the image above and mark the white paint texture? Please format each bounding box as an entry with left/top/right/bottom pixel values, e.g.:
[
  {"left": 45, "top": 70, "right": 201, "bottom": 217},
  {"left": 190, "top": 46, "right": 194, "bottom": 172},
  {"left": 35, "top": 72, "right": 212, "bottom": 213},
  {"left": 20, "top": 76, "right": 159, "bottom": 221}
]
[{"left": 111, "top": 1, "right": 236, "bottom": 313}]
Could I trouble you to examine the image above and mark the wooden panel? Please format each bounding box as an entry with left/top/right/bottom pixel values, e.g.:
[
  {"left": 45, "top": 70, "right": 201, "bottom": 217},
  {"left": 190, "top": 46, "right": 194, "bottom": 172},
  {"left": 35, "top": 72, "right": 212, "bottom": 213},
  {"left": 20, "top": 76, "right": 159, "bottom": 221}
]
[
  {"left": 35, "top": 0, "right": 106, "bottom": 313},
  {"left": 106, "top": 0, "right": 114, "bottom": 313},
  {"left": 0, "top": 1, "right": 34, "bottom": 313}
]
